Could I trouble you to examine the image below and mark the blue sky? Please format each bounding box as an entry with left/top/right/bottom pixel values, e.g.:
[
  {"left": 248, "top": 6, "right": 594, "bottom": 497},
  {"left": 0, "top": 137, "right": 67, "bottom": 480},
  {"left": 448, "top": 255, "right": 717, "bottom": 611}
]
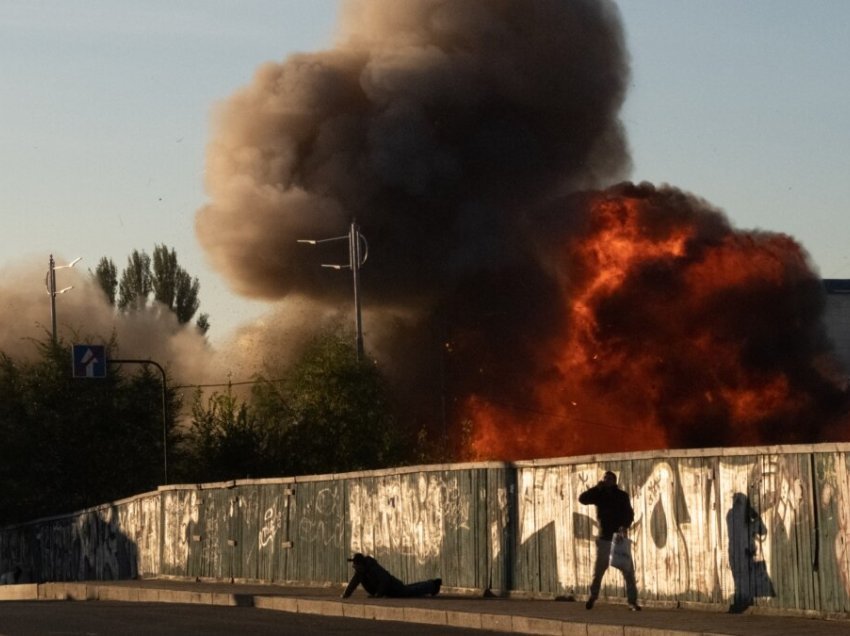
[{"left": 2, "top": 1, "right": 848, "bottom": 343}]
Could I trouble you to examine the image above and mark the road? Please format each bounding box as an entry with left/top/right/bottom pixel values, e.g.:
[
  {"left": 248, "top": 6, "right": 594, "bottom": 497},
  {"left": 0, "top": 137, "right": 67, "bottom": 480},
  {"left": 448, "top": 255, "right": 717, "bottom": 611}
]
[{"left": 0, "top": 601, "right": 507, "bottom": 636}]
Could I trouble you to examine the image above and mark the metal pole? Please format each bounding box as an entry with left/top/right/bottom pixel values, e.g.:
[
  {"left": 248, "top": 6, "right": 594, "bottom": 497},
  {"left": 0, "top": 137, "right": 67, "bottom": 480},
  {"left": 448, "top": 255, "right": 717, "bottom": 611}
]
[
  {"left": 109, "top": 358, "right": 169, "bottom": 484},
  {"left": 49, "top": 254, "right": 57, "bottom": 344},
  {"left": 297, "top": 224, "right": 368, "bottom": 360},
  {"left": 45, "top": 255, "right": 80, "bottom": 345},
  {"left": 350, "top": 222, "right": 364, "bottom": 362}
]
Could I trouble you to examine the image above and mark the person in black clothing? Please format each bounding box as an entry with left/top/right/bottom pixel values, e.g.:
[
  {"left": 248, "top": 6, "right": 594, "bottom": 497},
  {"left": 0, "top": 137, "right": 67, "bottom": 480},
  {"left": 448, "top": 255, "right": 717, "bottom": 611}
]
[
  {"left": 578, "top": 470, "right": 640, "bottom": 610},
  {"left": 341, "top": 553, "right": 442, "bottom": 598}
]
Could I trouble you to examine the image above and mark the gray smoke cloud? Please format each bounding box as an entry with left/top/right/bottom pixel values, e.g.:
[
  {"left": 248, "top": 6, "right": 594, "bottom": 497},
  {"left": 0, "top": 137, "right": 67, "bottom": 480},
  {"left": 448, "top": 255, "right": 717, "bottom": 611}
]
[{"left": 196, "top": 0, "right": 631, "bottom": 308}]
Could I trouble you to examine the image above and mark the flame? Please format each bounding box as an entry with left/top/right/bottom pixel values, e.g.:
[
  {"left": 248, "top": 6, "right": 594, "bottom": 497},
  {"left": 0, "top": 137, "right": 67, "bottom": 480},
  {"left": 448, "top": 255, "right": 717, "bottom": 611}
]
[{"left": 462, "top": 184, "right": 848, "bottom": 461}]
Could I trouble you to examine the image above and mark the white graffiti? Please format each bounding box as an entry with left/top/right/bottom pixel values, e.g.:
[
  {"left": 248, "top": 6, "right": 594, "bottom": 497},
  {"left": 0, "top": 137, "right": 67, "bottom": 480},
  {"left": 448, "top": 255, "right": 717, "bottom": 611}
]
[
  {"left": 118, "top": 495, "right": 160, "bottom": 577},
  {"left": 348, "top": 473, "right": 471, "bottom": 564},
  {"left": 161, "top": 490, "right": 200, "bottom": 571},
  {"left": 259, "top": 504, "right": 282, "bottom": 548},
  {"left": 297, "top": 487, "right": 343, "bottom": 547}
]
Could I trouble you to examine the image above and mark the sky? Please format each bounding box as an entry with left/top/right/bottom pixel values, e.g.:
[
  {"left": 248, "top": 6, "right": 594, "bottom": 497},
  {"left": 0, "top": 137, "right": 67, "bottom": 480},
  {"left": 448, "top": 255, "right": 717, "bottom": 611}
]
[{"left": 2, "top": 0, "right": 849, "bottom": 352}]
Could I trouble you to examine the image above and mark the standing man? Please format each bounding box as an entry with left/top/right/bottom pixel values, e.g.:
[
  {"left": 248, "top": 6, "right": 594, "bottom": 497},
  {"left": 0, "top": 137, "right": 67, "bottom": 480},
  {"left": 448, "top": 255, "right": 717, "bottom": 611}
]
[{"left": 579, "top": 470, "right": 640, "bottom": 611}]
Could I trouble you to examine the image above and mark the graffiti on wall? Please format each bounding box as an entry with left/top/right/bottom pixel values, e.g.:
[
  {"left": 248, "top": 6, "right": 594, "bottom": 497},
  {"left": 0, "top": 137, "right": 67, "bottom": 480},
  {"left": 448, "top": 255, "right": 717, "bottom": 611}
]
[
  {"left": 297, "top": 486, "right": 343, "bottom": 548},
  {"left": 0, "top": 498, "right": 153, "bottom": 583},
  {"left": 821, "top": 453, "right": 850, "bottom": 594},
  {"left": 259, "top": 503, "right": 283, "bottom": 548},
  {"left": 3, "top": 448, "right": 849, "bottom": 615},
  {"left": 118, "top": 495, "right": 159, "bottom": 577},
  {"left": 348, "top": 473, "right": 471, "bottom": 564},
  {"left": 516, "top": 452, "right": 850, "bottom": 608},
  {"left": 161, "top": 490, "right": 200, "bottom": 571},
  {"left": 490, "top": 486, "right": 510, "bottom": 562}
]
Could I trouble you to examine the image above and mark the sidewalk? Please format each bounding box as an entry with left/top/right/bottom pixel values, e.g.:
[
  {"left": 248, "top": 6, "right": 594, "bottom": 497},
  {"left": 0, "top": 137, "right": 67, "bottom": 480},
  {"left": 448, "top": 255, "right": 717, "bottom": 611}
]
[{"left": 1, "top": 578, "right": 848, "bottom": 636}]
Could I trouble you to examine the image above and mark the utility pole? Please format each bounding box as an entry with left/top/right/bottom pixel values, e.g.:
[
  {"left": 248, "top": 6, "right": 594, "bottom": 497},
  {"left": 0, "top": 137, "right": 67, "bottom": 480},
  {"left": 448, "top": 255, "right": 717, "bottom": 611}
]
[
  {"left": 297, "top": 221, "right": 369, "bottom": 360},
  {"left": 349, "top": 221, "right": 366, "bottom": 360},
  {"left": 45, "top": 255, "right": 81, "bottom": 344}
]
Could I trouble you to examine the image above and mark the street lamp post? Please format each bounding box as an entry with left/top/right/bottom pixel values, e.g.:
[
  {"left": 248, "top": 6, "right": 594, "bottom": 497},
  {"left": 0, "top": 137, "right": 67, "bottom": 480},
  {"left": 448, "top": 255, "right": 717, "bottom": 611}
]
[
  {"left": 109, "top": 358, "right": 169, "bottom": 484},
  {"left": 297, "top": 221, "right": 369, "bottom": 360},
  {"left": 45, "top": 255, "right": 82, "bottom": 344}
]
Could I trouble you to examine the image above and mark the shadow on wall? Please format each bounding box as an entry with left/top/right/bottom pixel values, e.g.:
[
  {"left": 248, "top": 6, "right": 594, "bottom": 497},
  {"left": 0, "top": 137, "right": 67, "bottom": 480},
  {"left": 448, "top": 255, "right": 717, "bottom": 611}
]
[
  {"left": 727, "top": 492, "right": 775, "bottom": 613},
  {"left": 0, "top": 504, "right": 140, "bottom": 584}
]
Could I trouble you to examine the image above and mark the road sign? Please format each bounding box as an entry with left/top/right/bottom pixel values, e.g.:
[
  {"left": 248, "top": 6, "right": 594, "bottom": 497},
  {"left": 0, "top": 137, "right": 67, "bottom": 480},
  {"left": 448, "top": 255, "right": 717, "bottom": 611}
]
[{"left": 72, "top": 344, "right": 107, "bottom": 378}]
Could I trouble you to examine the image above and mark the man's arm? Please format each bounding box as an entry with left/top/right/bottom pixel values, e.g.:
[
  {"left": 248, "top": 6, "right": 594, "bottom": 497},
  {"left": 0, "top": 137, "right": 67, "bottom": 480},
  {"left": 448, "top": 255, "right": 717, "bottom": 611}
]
[
  {"left": 341, "top": 572, "right": 361, "bottom": 599},
  {"left": 578, "top": 483, "right": 602, "bottom": 505}
]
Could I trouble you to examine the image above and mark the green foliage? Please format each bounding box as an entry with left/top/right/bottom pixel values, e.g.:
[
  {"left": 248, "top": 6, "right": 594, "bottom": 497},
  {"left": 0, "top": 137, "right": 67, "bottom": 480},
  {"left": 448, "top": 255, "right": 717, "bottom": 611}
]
[
  {"left": 117, "top": 250, "right": 152, "bottom": 311},
  {"left": 104, "top": 245, "right": 206, "bottom": 329},
  {"left": 280, "top": 330, "right": 408, "bottom": 475},
  {"left": 93, "top": 257, "right": 118, "bottom": 305},
  {"left": 182, "top": 329, "right": 413, "bottom": 482},
  {"left": 151, "top": 244, "right": 201, "bottom": 325},
  {"left": 184, "top": 386, "right": 275, "bottom": 482},
  {"left": 0, "top": 328, "right": 420, "bottom": 524},
  {"left": 195, "top": 313, "right": 210, "bottom": 335},
  {"left": 0, "top": 338, "right": 181, "bottom": 525}
]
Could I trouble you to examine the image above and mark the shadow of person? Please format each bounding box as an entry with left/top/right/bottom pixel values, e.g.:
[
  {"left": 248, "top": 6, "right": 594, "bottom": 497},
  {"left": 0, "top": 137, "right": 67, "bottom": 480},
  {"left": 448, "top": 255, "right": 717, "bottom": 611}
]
[{"left": 726, "top": 492, "right": 775, "bottom": 613}]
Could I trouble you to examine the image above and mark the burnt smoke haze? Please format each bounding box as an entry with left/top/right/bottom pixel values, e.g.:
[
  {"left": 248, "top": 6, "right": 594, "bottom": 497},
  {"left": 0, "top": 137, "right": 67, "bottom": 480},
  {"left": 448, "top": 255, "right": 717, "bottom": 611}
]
[{"left": 186, "top": 0, "right": 846, "bottom": 457}]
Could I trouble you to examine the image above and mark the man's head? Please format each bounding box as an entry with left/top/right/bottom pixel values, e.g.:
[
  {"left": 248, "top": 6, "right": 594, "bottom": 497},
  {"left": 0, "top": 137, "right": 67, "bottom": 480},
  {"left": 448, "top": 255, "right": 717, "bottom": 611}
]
[
  {"left": 347, "top": 553, "right": 366, "bottom": 566},
  {"left": 602, "top": 471, "right": 617, "bottom": 488}
]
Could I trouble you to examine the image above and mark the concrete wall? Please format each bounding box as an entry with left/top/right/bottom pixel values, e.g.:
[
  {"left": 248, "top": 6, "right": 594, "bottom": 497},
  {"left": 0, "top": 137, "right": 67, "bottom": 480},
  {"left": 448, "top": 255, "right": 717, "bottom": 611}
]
[{"left": 2, "top": 444, "right": 849, "bottom": 616}]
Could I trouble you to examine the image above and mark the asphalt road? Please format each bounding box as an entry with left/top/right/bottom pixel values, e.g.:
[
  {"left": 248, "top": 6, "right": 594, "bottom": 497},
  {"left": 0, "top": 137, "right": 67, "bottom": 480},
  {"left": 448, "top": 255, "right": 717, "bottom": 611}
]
[{"left": 0, "top": 601, "right": 507, "bottom": 636}]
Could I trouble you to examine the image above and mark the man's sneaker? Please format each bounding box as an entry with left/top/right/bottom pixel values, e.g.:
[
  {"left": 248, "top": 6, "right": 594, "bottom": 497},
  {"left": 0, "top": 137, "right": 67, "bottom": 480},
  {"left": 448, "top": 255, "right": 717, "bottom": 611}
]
[
  {"left": 431, "top": 578, "right": 442, "bottom": 596},
  {"left": 629, "top": 603, "right": 642, "bottom": 611},
  {"left": 585, "top": 596, "right": 596, "bottom": 609}
]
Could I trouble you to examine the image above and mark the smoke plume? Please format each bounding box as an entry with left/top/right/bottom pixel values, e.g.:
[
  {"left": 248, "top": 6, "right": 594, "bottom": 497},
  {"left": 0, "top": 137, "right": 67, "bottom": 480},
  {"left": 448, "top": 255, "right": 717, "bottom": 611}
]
[
  {"left": 196, "top": 0, "right": 630, "bottom": 303},
  {"left": 189, "top": 0, "right": 848, "bottom": 459}
]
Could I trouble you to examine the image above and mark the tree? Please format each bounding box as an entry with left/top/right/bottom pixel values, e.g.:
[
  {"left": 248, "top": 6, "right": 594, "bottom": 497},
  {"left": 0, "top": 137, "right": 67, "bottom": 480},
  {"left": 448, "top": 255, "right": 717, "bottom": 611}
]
[
  {"left": 104, "top": 245, "right": 208, "bottom": 332},
  {"left": 181, "top": 327, "right": 413, "bottom": 482},
  {"left": 151, "top": 244, "right": 201, "bottom": 324},
  {"left": 93, "top": 257, "right": 118, "bottom": 305},
  {"left": 0, "top": 337, "right": 182, "bottom": 524},
  {"left": 184, "top": 385, "right": 272, "bottom": 481},
  {"left": 196, "top": 313, "right": 211, "bottom": 335},
  {"left": 117, "top": 250, "right": 151, "bottom": 311},
  {"left": 278, "top": 329, "right": 410, "bottom": 475}
]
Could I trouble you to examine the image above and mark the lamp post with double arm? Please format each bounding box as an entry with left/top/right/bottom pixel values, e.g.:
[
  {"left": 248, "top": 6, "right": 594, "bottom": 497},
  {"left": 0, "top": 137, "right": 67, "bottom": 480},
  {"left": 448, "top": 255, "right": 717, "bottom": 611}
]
[
  {"left": 297, "top": 221, "right": 369, "bottom": 361},
  {"left": 45, "top": 255, "right": 82, "bottom": 344}
]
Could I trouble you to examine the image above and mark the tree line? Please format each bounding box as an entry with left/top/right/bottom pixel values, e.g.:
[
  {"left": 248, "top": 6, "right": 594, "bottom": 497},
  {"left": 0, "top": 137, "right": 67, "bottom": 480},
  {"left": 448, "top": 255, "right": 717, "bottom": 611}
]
[
  {"left": 0, "top": 330, "right": 427, "bottom": 526},
  {"left": 0, "top": 246, "right": 454, "bottom": 525},
  {"left": 93, "top": 244, "right": 209, "bottom": 333}
]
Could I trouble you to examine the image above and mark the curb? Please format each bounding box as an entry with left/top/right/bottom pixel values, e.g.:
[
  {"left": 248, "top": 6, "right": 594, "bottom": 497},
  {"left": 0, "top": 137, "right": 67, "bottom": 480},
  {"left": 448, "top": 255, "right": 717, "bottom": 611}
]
[
  {"left": 0, "top": 582, "right": 723, "bottom": 636},
  {"left": 0, "top": 583, "right": 785, "bottom": 636}
]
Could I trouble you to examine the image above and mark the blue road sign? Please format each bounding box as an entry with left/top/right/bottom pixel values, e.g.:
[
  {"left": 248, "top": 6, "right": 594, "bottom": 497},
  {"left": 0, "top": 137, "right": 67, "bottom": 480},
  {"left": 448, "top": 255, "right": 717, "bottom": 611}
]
[{"left": 72, "top": 344, "right": 107, "bottom": 378}]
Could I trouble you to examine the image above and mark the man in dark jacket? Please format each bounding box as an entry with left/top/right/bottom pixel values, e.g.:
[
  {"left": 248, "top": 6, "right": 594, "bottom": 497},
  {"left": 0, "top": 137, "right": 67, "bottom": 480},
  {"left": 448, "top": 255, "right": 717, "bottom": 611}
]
[
  {"left": 341, "top": 553, "right": 442, "bottom": 598},
  {"left": 578, "top": 470, "right": 640, "bottom": 610}
]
